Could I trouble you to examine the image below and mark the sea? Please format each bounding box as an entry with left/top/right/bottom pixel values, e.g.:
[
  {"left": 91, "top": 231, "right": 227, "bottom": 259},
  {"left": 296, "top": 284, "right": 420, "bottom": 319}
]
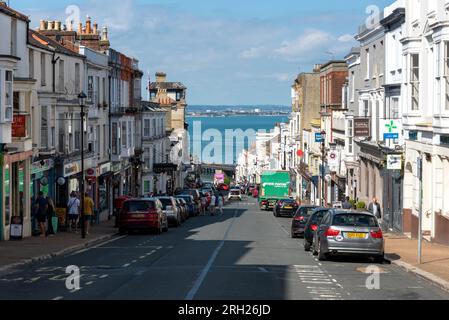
[{"left": 187, "top": 115, "right": 289, "bottom": 165}]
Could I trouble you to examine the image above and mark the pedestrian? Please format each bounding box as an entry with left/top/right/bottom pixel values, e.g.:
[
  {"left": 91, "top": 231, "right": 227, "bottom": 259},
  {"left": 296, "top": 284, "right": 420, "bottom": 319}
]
[
  {"left": 218, "top": 194, "right": 224, "bottom": 216},
  {"left": 342, "top": 196, "right": 353, "bottom": 210},
  {"left": 46, "top": 197, "right": 56, "bottom": 236},
  {"left": 210, "top": 193, "right": 216, "bottom": 216},
  {"left": 67, "top": 192, "right": 80, "bottom": 233},
  {"left": 200, "top": 196, "right": 207, "bottom": 216},
  {"left": 83, "top": 193, "right": 95, "bottom": 236},
  {"left": 368, "top": 197, "right": 382, "bottom": 220},
  {"left": 35, "top": 192, "right": 48, "bottom": 237}
]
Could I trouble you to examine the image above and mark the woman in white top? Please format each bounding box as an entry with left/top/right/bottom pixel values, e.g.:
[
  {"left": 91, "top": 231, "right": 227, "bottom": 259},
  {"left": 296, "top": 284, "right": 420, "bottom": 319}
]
[
  {"left": 67, "top": 192, "right": 80, "bottom": 232},
  {"left": 209, "top": 194, "right": 216, "bottom": 216},
  {"left": 218, "top": 195, "right": 224, "bottom": 215}
]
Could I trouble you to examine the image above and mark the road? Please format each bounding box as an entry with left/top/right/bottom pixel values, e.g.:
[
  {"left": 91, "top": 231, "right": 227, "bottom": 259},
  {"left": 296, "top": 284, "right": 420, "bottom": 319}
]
[{"left": 0, "top": 196, "right": 448, "bottom": 300}]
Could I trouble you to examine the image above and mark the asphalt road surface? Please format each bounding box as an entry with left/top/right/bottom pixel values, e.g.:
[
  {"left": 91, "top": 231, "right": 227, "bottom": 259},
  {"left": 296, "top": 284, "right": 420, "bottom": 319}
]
[{"left": 1, "top": 196, "right": 448, "bottom": 300}]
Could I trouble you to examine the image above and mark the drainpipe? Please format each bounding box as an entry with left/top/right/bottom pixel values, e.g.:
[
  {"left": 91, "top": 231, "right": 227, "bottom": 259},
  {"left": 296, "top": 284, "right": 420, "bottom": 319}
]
[{"left": 52, "top": 51, "right": 60, "bottom": 93}]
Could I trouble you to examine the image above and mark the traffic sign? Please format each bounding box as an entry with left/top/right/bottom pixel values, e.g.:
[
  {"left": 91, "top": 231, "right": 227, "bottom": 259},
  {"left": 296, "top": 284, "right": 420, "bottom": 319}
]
[{"left": 315, "top": 133, "right": 323, "bottom": 143}]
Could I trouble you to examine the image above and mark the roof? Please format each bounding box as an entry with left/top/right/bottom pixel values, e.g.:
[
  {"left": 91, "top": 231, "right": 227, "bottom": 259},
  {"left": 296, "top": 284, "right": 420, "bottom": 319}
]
[
  {"left": 141, "top": 101, "right": 166, "bottom": 112},
  {"left": 28, "top": 29, "right": 85, "bottom": 59},
  {"left": 149, "top": 82, "right": 186, "bottom": 90},
  {"left": 0, "top": 2, "right": 29, "bottom": 22}
]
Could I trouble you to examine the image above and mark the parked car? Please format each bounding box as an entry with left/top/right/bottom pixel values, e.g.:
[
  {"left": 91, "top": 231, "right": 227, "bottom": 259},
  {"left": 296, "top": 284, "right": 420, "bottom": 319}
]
[
  {"left": 247, "top": 184, "right": 256, "bottom": 195},
  {"left": 217, "top": 183, "right": 230, "bottom": 191},
  {"left": 175, "top": 198, "right": 188, "bottom": 222},
  {"left": 303, "top": 208, "right": 330, "bottom": 251},
  {"left": 260, "top": 199, "right": 278, "bottom": 211},
  {"left": 179, "top": 189, "right": 201, "bottom": 210},
  {"left": 156, "top": 197, "right": 182, "bottom": 227},
  {"left": 118, "top": 198, "right": 168, "bottom": 235},
  {"left": 228, "top": 189, "right": 242, "bottom": 201},
  {"left": 176, "top": 195, "right": 197, "bottom": 217},
  {"left": 312, "top": 210, "right": 385, "bottom": 262},
  {"left": 291, "top": 205, "right": 319, "bottom": 238},
  {"left": 273, "top": 199, "right": 298, "bottom": 217}
]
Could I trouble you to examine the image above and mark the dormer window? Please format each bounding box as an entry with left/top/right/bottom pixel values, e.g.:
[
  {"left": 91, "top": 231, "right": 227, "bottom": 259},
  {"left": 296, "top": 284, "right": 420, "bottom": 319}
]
[{"left": 176, "top": 91, "right": 182, "bottom": 101}]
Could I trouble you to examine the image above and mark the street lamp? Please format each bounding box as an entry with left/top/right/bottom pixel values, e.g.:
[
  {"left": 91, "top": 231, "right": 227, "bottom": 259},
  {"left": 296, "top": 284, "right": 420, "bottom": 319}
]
[
  {"left": 321, "top": 130, "right": 327, "bottom": 207},
  {"left": 78, "top": 91, "right": 87, "bottom": 239}
]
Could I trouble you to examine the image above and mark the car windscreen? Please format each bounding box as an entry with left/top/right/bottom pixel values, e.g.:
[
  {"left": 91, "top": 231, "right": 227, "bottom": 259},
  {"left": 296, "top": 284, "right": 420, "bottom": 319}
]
[
  {"left": 124, "top": 201, "right": 155, "bottom": 212},
  {"left": 332, "top": 214, "right": 379, "bottom": 228},
  {"left": 158, "top": 198, "right": 173, "bottom": 209},
  {"left": 230, "top": 190, "right": 240, "bottom": 195},
  {"left": 178, "top": 197, "right": 192, "bottom": 204},
  {"left": 310, "top": 210, "right": 328, "bottom": 224},
  {"left": 296, "top": 207, "right": 316, "bottom": 217}
]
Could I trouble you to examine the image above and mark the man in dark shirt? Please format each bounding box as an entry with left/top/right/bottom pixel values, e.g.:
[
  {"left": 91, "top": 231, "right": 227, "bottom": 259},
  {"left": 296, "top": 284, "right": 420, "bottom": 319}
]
[
  {"left": 342, "top": 196, "right": 353, "bottom": 210},
  {"left": 35, "top": 192, "right": 48, "bottom": 237}
]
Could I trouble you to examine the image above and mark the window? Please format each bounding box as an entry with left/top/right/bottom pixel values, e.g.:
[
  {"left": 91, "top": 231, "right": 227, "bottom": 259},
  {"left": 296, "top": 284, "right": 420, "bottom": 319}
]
[
  {"left": 152, "top": 119, "right": 156, "bottom": 137},
  {"left": 102, "top": 78, "right": 106, "bottom": 104},
  {"left": 29, "top": 49, "right": 34, "bottom": 79},
  {"left": 58, "top": 113, "right": 65, "bottom": 153},
  {"left": 409, "top": 131, "right": 418, "bottom": 141},
  {"left": 103, "top": 125, "right": 107, "bottom": 157},
  {"left": 410, "top": 54, "right": 420, "bottom": 111},
  {"left": 445, "top": 42, "right": 449, "bottom": 110},
  {"left": 144, "top": 147, "right": 151, "bottom": 169},
  {"left": 41, "top": 53, "right": 46, "bottom": 86},
  {"left": 391, "top": 97, "right": 399, "bottom": 119},
  {"left": 441, "top": 135, "right": 449, "bottom": 146},
  {"left": 351, "top": 72, "right": 355, "bottom": 101},
  {"left": 58, "top": 59, "right": 64, "bottom": 92},
  {"left": 74, "top": 115, "right": 81, "bottom": 151},
  {"left": 153, "top": 145, "right": 157, "bottom": 164},
  {"left": 366, "top": 49, "right": 370, "bottom": 79},
  {"left": 128, "top": 121, "right": 132, "bottom": 148},
  {"left": 97, "top": 125, "right": 101, "bottom": 156},
  {"left": 176, "top": 91, "right": 181, "bottom": 101},
  {"left": 363, "top": 100, "right": 369, "bottom": 117},
  {"left": 3, "top": 70, "right": 13, "bottom": 121},
  {"left": 112, "top": 122, "right": 118, "bottom": 155},
  {"left": 88, "top": 76, "right": 94, "bottom": 102},
  {"left": 40, "top": 106, "right": 48, "bottom": 148},
  {"left": 121, "top": 122, "right": 127, "bottom": 149},
  {"left": 75, "top": 63, "right": 80, "bottom": 93},
  {"left": 366, "top": 164, "right": 370, "bottom": 197},
  {"left": 348, "top": 119, "right": 353, "bottom": 154},
  {"left": 144, "top": 119, "right": 150, "bottom": 138},
  {"left": 144, "top": 180, "right": 151, "bottom": 194},
  {"left": 96, "top": 77, "right": 100, "bottom": 106}
]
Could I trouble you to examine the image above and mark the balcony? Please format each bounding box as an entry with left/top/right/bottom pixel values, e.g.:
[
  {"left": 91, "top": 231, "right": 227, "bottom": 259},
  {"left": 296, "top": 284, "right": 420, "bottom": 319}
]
[{"left": 8, "top": 113, "right": 33, "bottom": 152}]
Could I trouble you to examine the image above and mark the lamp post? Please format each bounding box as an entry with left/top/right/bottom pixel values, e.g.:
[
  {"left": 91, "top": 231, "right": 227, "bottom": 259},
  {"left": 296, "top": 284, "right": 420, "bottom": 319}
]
[
  {"left": 321, "top": 130, "right": 327, "bottom": 207},
  {"left": 78, "top": 92, "right": 87, "bottom": 239}
]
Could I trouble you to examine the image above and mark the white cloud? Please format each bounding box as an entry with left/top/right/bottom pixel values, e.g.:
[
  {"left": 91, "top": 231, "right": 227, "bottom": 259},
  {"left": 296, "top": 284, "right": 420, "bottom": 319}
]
[
  {"left": 239, "top": 47, "right": 264, "bottom": 60},
  {"left": 273, "top": 29, "right": 356, "bottom": 62}
]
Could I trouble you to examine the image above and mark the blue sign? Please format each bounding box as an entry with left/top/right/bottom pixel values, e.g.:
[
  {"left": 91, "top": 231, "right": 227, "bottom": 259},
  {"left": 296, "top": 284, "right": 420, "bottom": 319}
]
[
  {"left": 384, "top": 133, "right": 399, "bottom": 140},
  {"left": 315, "top": 133, "right": 323, "bottom": 143}
]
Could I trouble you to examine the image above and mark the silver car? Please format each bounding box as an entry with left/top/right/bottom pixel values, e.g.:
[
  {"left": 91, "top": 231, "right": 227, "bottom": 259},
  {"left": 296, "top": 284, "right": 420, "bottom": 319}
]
[
  {"left": 312, "top": 210, "right": 384, "bottom": 263},
  {"left": 156, "top": 197, "right": 182, "bottom": 227}
]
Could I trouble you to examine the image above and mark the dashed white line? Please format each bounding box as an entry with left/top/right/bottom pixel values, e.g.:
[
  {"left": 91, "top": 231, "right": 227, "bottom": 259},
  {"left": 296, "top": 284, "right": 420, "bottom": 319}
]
[
  {"left": 122, "top": 263, "right": 131, "bottom": 268},
  {"left": 52, "top": 296, "right": 63, "bottom": 300}
]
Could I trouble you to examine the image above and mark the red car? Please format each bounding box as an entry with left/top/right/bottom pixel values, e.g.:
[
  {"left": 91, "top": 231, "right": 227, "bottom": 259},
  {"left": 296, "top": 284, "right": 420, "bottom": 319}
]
[
  {"left": 218, "top": 183, "right": 230, "bottom": 191},
  {"left": 118, "top": 199, "right": 169, "bottom": 235}
]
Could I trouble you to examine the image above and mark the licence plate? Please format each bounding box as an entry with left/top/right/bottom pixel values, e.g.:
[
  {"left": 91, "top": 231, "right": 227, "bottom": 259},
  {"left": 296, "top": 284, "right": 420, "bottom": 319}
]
[
  {"left": 284, "top": 206, "right": 293, "bottom": 209},
  {"left": 132, "top": 214, "right": 145, "bottom": 218},
  {"left": 346, "top": 233, "right": 366, "bottom": 239}
]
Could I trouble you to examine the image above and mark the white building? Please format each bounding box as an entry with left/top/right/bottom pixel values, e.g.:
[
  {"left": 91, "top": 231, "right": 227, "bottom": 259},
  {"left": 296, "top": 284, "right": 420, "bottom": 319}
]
[{"left": 401, "top": 0, "right": 449, "bottom": 245}]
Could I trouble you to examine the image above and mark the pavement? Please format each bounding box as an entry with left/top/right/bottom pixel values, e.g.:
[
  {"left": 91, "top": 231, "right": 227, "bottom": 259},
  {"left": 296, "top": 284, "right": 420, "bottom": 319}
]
[
  {"left": 0, "top": 219, "right": 118, "bottom": 273},
  {"left": 385, "top": 234, "right": 449, "bottom": 293},
  {"left": 0, "top": 199, "right": 448, "bottom": 300}
]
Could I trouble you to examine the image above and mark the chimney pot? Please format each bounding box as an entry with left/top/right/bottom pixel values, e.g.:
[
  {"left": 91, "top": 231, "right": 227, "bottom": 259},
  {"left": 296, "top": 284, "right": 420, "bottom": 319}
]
[
  {"left": 101, "top": 26, "right": 109, "bottom": 41},
  {"left": 93, "top": 23, "right": 98, "bottom": 35},
  {"left": 156, "top": 72, "right": 167, "bottom": 83},
  {"left": 47, "top": 21, "right": 53, "bottom": 31},
  {"left": 86, "top": 16, "right": 92, "bottom": 34},
  {"left": 55, "top": 21, "right": 61, "bottom": 31},
  {"left": 39, "top": 20, "right": 46, "bottom": 31},
  {"left": 78, "top": 22, "right": 83, "bottom": 34}
]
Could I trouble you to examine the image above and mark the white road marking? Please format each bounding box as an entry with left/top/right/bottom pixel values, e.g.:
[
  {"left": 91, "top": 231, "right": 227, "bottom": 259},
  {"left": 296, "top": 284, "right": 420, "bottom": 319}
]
[
  {"left": 294, "top": 265, "right": 344, "bottom": 300},
  {"left": 122, "top": 263, "right": 131, "bottom": 268},
  {"left": 185, "top": 210, "right": 238, "bottom": 300},
  {"left": 52, "top": 296, "right": 64, "bottom": 300},
  {"left": 99, "top": 275, "right": 109, "bottom": 279},
  {"left": 86, "top": 281, "right": 94, "bottom": 286},
  {"left": 258, "top": 267, "right": 269, "bottom": 273},
  {"left": 71, "top": 235, "right": 127, "bottom": 256}
]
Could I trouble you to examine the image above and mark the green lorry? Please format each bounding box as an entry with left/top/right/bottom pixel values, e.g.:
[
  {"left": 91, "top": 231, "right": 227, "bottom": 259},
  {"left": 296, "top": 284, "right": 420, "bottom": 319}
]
[{"left": 259, "top": 170, "right": 291, "bottom": 210}]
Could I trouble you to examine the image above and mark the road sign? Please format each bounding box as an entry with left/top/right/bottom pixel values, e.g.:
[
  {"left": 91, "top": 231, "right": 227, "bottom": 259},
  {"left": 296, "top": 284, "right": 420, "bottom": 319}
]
[
  {"left": 315, "top": 133, "right": 323, "bottom": 143},
  {"left": 384, "top": 133, "right": 399, "bottom": 140}
]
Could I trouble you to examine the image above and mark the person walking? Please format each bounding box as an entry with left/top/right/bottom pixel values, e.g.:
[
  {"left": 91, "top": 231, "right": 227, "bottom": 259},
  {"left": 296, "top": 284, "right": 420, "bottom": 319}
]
[
  {"left": 342, "top": 196, "right": 353, "bottom": 210},
  {"left": 218, "top": 194, "right": 224, "bottom": 216},
  {"left": 35, "top": 192, "right": 48, "bottom": 237},
  {"left": 368, "top": 197, "right": 382, "bottom": 220},
  {"left": 200, "top": 196, "right": 207, "bottom": 216},
  {"left": 67, "top": 192, "right": 80, "bottom": 233},
  {"left": 46, "top": 197, "right": 56, "bottom": 236},
  {"left": 210, "top": 194, "right": 216, "bottom": 216},
  {"left": 83, "top": 193, "right": 95, "bottom": 236}
]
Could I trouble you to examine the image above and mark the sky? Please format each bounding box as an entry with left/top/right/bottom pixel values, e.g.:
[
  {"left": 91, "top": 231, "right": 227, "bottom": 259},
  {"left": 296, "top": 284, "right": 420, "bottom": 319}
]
[{"left": 10, "top": 0, "right": 393, "bottom": 106}]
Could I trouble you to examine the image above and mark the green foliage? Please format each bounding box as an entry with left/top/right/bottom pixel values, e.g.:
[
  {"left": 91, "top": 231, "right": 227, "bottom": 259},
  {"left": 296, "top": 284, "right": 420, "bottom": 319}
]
[
  {"left": 224, "top": 177, "right": 231, "bottom": 186},
  {"left": 356, "top": 201, "right": 366, "bottom": 210}
]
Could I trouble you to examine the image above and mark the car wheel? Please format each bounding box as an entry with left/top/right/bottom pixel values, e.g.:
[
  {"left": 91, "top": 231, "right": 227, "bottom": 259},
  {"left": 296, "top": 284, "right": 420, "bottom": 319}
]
[
  {"left": 304, "top": 240, "right": 311, "bottom": 252},
  {"left": 291, "top": 230, "right": 297, "bottom": 239},
  {"left": 318, "top": 240, "right": 327, "bottom": 261}
]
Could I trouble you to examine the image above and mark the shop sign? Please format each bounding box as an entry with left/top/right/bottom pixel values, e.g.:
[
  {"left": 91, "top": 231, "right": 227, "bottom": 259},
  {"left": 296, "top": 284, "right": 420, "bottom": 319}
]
[
  {"left": 64, "top": 162, "right": 80, "bottom": 177},
  {"left": 10, "top": 216, "right": 24, "bottom": 240},
  {"left": 153, "top": 163, "right": 178, "bottom": 174},
  {"left": 387, "top": 154, "right": 402, "bottom": 170},
  {"left": 381, "top": 119, "right": 402, "bottom": 142},
  {"left": 100, "top": 163, "right": 111, "bottom": 175},
  {"left": 354, "top": 118, "right": 371, "bottom": 137},
  {"left": 111, "top": 163, "right": 122, "bottom": 173},
  {"left": 31, "top": 159, "right": 54, "bottom": 175},
  {"left": 12, "top": 114, "right": 26, "bottom": 138}
]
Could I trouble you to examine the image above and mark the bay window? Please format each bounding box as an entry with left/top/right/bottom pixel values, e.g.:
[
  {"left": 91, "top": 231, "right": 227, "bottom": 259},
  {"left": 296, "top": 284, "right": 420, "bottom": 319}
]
[{"left": 410, "top": 54, "right": 420, "bottom": 111}]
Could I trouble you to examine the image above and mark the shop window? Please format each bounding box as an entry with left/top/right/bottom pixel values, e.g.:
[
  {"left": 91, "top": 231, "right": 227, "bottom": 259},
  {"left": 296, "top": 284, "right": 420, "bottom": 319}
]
[{"left": 4, "top": 166, "right": 10, "bottom": 226}]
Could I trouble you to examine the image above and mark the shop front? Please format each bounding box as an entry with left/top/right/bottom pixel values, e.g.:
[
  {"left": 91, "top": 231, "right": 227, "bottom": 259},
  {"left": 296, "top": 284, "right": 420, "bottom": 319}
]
[
  {"left": 1, "top": 151, "right": 33, "bottom": 240},
  {"left": 98, "top": 162, "right": 113, "bottom": 221}
]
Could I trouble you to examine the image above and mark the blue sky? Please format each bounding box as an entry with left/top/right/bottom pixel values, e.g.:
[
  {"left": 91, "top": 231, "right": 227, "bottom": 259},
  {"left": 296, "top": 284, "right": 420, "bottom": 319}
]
[{"left": 12, "top": 0, "right": 393, "bottom": 105}]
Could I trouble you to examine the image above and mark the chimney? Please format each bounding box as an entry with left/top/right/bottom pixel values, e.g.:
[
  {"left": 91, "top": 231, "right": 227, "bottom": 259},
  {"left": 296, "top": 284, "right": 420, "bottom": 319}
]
[
  {"left": 39, "top": 20, "right": 47, "bottom": 31},
  {"left": 78, "top": 22, "right": 83, "bottom": 34},
  {"left": 156, "top": 72, "right": 167, "bottom": 83},
  {"left": 55, "top": 21, "right": 61, "bottom": 31},
  {"left": 67, "top": 20, "right": 73, "bottom": 31},
  {"left": 47, "top": 20, "right": 53, "bottom": 31},
  {"left": 93, "top": 22, "right": 98, "bottom": 35},
  {"left": 101, "top": 27, "right": 109, "bottom": 41},
  {"left": 86, "top": 16, "right": 92, "bottom": 34}
]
